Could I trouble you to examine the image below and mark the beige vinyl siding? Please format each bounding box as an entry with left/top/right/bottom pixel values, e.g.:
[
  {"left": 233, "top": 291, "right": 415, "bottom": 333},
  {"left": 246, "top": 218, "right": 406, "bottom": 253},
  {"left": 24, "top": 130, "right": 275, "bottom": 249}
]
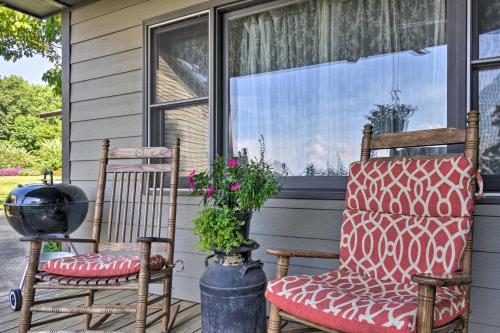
[
  {"left": 68, "top": 1, "right": 500, "bottom": 332},
  {"left": 71, "top": 49, "right": 142, "bottom": 83}
]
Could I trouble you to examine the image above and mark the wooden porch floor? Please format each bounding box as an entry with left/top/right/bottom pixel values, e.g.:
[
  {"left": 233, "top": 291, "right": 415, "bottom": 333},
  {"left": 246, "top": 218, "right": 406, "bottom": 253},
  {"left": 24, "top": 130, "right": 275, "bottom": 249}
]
[
  {"left": 0, "top": 289, "right": 313, "bottom": 332},
  {"left": 0, "top": 289, "right": 201, "bottom": 333}
]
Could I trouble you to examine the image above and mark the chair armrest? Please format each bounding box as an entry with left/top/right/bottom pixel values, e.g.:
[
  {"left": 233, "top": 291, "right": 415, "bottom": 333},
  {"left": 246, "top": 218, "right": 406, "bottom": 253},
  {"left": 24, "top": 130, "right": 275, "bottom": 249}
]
[
  {"left": 266, "top": 247, "right": 340, "bottom": 259},
  {"left": 20, "top": 236, "right": 97, "bottom": 244},
  {"left": 137, "top": 237, "right": 173, "bottom": 244},
  {"left": 411, "top": 272, "right": 472, "bottom": 287}
]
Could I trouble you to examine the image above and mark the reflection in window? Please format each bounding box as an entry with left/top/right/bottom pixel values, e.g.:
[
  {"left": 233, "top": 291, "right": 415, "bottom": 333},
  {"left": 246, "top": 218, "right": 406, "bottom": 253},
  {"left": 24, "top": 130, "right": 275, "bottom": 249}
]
[
  {"left": 152, "top": 17, "right": 208, "bottom": 103},
  {"left": 479, "top": 69, "right": 500, "bottom": 175},
  {"left": 150, "top": 16, "right": 209, "bottom": 176},
  {"left": 162, "top": 104, "right": 209, "bottom": 175},
  {"left": 227, "top": 0, "right": 447, "bottom": 176},
  {"left": 478, "top": 0, "right": 500, "bottom": 59}
]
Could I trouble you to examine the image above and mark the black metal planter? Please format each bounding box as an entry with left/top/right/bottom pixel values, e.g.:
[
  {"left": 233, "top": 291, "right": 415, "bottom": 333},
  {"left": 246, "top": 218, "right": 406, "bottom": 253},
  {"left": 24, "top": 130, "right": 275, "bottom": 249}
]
[{"left": 200, "top": 243, "right": 267, "bottom": 333}]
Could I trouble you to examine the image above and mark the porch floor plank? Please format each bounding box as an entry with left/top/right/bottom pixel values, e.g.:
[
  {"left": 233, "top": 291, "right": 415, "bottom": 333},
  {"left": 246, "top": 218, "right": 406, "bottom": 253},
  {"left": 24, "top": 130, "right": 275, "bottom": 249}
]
[{"left": 0, "top": 289, "right": 312, "bottom": 332}]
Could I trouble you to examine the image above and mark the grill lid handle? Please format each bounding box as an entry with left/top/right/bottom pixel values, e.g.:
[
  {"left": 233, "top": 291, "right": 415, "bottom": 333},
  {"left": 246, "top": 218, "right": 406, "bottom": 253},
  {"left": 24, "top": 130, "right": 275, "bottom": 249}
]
[{"left": 43, "top": 170, "right": 54, "bottom": 186}]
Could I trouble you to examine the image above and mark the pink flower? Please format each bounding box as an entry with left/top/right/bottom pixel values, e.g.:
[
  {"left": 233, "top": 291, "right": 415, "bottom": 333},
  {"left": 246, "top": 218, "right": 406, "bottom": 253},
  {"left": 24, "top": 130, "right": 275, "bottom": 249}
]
[
  {"left": 205, "top": 184, "right": 214, "bottom": 200},
  {"left": 228, "top": 159, "right": 238, "bottom": 167},
  {"left": 188, "top": 170, "right": 196, "bottom": 189},
  {"left": 230, "top": 182, "right": 241, "bottom": 191}
]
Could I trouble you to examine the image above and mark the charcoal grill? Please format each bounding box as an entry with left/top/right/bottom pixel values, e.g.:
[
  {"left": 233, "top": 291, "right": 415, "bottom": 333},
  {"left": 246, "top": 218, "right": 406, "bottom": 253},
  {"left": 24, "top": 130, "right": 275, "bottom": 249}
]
[{"left": 3, "top": 171, "right": 88, "bottom": 311}]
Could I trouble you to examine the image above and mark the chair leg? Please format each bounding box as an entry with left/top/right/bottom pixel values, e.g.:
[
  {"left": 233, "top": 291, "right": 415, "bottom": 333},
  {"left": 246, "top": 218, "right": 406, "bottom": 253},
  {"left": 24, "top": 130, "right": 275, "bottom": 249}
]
[
  {"left": 416, "top": 284, "right": 436, "bottom": 333},
  {"left": 267, "top": 256, "right": 290, "bottom": 333},
  {"left": 461, "top": 285, "right": 471, "bottom": 333},
  {"left": 161, "top": 276, "right": 172, "bottom": 332},
  {"left": 84, "top": 290, "right": 94, "bottom": 329},
  {"left": 461, "top": 315, "right": 469, "bottom": 333},
  {"left": 135, "top": 241, "right": 151, "bottom": 333},
  {"left": 19, "top": 240, "right": 41, "bottom": 333},
  {"left": 267, "top": 303, "right": 282, "bottom": 333}
]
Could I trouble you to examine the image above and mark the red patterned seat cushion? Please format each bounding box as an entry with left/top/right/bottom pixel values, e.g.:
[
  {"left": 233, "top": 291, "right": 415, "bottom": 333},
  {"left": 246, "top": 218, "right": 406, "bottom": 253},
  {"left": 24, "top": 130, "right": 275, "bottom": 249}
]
[
  {"left": 43, "top": 254, "right": 166, "bottom": 277},
  {"left": 265, "top": 270, "right": 467, "bottom": 333},
  {"left": 340, "top": 209, "right": 471, "bottom": 283},
  {"left": 346, "top": 156, "right": 475, "bottom": 217}
]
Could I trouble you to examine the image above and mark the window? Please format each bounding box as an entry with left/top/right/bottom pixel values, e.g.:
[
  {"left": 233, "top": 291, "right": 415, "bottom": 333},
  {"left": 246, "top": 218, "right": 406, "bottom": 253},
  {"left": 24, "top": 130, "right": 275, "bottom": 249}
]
[
  {"left": 473, "top": 0, "right": 500, "bottom": 190},
  {"left": 148, "top": 15, "right": 209, "bottom": 176},
  {"left": 146, "top": 0, "right": 500, "bottom": 196},
  {"left": 223, "top": 0, "right": 455, "bottom": 195}
]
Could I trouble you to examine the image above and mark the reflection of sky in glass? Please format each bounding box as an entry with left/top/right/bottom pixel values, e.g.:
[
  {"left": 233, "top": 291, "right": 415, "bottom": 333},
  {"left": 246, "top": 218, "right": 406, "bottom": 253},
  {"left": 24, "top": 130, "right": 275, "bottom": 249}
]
[
  {"left": 480, "top": 29, "right": 500, "bottom": 59},
  {"left": 478, "top": 68, "right": 500, "bottom": 174},
  {"left": 230, "top": 46, "right": 447, "bottom": 175}
]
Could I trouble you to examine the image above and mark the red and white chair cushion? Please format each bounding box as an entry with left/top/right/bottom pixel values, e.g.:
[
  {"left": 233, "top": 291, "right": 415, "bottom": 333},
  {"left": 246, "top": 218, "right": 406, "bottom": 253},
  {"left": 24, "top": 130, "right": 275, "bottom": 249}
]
[
  {"left": 266, "top": 156, "right": 477, "bottom": 332},
  {"left": 43, "top": 253, "right": 166, "bottom": 278},
  {"left": 346, "top": 156, "right": 475, "bottom": 218},
  {"left": 340, "top": 209, "right": 471, "bottom": 283},
  {"left": 265, "top": 270, "right": 467, "bottom": 333}
]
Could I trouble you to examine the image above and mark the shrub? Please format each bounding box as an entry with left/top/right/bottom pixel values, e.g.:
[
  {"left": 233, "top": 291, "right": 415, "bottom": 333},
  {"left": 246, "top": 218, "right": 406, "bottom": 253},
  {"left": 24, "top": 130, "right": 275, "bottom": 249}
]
[
  {"left": 0, "top": 141, "right": 33, "bottom": 168},
  {"left": 8, "top": 115, "right": 62, "bottom": 152},
  {"left": 42, "top": 242, "right": 62, "bottom": 253},
  {"left": 18, "top": 169, "right": 42, "bottom": 176},
  {"left": 0, "top": 167, "right": 22, "bottom": 176},
  {"left": 34, "top": 139, "right": 62, "bottom": 172}
]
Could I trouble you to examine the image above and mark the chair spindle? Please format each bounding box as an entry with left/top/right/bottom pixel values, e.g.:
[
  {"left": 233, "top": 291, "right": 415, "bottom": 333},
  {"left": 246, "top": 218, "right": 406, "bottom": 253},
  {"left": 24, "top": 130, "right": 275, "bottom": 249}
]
[
  {"left": 129, "top": 172, "right": 138, "bottom": 242},
  {"left": 107, "top": 173, "right": 117, "bottom": 242},
  {"left": 151, "top": 172, "right": 157, "bottom": 237},
  {"left": 114, "top": 172, "right": 124, "bottom": 242},
  {"left": 157, "top": 172, "right": 165, "bottom": 238}
]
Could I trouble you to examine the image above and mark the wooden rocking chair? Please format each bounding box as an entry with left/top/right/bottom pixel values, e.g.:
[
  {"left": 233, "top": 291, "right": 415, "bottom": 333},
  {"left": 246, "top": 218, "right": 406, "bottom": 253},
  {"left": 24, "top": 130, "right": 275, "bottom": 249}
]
[
  {"left": 18, "top": 138, "right": 180, "bottom": 333},
  {"left": 266, "top": 111, "right": 482, "bottom": 333}
]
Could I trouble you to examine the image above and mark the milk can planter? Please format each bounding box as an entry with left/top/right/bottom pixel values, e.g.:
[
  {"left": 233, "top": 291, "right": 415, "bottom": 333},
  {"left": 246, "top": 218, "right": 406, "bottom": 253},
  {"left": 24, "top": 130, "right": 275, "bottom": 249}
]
[
  {"left": 200, "top": 240, "right": 267, "bottom": 333},
  {"left": 190, "top": 137, "right": 286, "bottom": 333}
]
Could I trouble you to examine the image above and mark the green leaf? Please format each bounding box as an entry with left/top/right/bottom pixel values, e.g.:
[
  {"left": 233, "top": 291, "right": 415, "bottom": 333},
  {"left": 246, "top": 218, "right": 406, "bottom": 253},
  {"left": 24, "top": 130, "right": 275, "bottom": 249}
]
[{"left": 0, "top": 7, "right": 61, "bottom": 95}]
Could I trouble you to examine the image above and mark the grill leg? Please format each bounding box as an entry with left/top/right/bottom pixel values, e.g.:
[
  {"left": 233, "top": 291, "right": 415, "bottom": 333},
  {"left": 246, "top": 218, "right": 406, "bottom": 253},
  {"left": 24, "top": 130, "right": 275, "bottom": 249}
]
[
  {"left": 19, "top": 260, "right": 29, "bottom": 290},
  {"left": 19, "top": 240, "right": 41, "bottom": 333}
]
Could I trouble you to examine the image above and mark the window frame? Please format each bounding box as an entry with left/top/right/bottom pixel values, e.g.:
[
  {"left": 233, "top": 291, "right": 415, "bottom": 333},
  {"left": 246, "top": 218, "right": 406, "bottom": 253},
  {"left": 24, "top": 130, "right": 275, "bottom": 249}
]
[
  {"left": 145, "top": 11, "right": 211, "bottom": 188},
  {"left": 144, "top": 0, "right": 500, "bottom": 199},
  {"left": 471, "top": 0, "right": 500, "bottom": 192}
]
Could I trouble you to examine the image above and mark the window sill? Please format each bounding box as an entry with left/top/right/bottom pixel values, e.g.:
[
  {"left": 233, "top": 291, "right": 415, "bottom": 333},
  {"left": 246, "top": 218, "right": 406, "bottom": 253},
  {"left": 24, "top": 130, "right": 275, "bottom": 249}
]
[
  {"left": 478, "top": 193, "right": 500, "bottom": 204},
  {"left": 276, "top": 188, "right": 347, "bottom": 200},
  {"left": 173, "top": 188, "right": 500, "bottom": 203}
]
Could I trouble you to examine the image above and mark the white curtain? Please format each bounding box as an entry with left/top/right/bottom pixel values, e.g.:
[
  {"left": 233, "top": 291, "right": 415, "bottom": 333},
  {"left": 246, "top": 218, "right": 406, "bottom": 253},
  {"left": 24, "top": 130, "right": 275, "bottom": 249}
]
[{"left": 229, "top": 0, "right": 447, "bottom": 175}]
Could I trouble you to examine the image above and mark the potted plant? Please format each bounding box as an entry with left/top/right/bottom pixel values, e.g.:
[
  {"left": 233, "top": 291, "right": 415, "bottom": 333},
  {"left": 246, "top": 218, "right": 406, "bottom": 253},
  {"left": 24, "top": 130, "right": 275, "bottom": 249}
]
[
  {"left": 366, "top": 103, "right": 417, "bottom": 136},
  {"left": 189, "top": 137, "right": 285, "bottom": 333},
  {"left": 189, "top": 137, "right": 284, "bottom": 255}
]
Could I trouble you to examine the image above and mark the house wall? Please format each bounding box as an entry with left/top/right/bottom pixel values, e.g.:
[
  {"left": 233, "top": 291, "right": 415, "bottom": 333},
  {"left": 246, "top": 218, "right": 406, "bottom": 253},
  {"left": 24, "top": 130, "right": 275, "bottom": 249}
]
[{"left": 67, "top": 1, "right": 500, "bottom": 332}]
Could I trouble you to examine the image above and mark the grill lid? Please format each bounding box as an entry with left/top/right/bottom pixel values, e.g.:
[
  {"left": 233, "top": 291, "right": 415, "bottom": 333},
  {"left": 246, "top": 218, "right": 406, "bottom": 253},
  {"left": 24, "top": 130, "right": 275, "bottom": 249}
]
[
  {"left": 3, "top": 171, "right": 78, "bottom": 207},
  {"left": 5, "top": 183, "right": 65, "bottom": 206},
  {"left": 3, "top": 171, "right": 89, "bottom": 236}
]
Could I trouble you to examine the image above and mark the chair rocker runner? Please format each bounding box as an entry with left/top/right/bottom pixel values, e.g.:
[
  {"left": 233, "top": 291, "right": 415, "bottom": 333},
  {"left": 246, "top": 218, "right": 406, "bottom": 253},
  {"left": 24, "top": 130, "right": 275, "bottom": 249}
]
[
  {"left": 18, "top": 138, "right": 181, "bottom": 333},
  {"left": 266, "top": 111, "right": 482, "bottom": 333}
]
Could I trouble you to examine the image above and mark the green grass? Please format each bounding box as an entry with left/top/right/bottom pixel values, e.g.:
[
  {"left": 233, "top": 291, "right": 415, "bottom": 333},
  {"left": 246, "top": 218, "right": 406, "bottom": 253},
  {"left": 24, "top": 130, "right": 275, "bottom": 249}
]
[{"left": 0, "top": 176, "right": 61, "bottom": 204}]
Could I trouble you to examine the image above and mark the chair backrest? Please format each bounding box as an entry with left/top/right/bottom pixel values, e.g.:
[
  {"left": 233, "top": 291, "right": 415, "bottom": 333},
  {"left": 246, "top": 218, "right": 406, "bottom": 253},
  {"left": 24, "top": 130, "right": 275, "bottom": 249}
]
[
  {"left": 340, "top": 111, "right": 479, "bottom": 284},
  {"left": 90, "top": 138, "right": 180, "bottom": 266}
]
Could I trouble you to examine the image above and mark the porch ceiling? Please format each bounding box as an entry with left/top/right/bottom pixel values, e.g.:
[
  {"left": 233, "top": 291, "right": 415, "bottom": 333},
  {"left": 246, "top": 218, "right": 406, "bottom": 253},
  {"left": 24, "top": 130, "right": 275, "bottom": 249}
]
[{"left": 1, "top": 0, "right": 88, "bottom": 18}]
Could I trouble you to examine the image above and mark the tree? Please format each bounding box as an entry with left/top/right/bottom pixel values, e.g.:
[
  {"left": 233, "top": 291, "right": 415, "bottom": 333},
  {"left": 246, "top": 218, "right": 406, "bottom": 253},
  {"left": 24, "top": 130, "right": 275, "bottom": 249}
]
[
  {"left": 0, "top": 7, "right": 61, "bottom": 95},
  {"left": 304, "top": 163, "right": 317, "bottom": 176},
  {"left": 8, "top": 115, "right": 61, "bottom": 152},
  {"left": 35, "top": 139, "right": 62, "bottom": 171},
  {"left": 0, "top": 75, "right": 61, "bottom": 141}
]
